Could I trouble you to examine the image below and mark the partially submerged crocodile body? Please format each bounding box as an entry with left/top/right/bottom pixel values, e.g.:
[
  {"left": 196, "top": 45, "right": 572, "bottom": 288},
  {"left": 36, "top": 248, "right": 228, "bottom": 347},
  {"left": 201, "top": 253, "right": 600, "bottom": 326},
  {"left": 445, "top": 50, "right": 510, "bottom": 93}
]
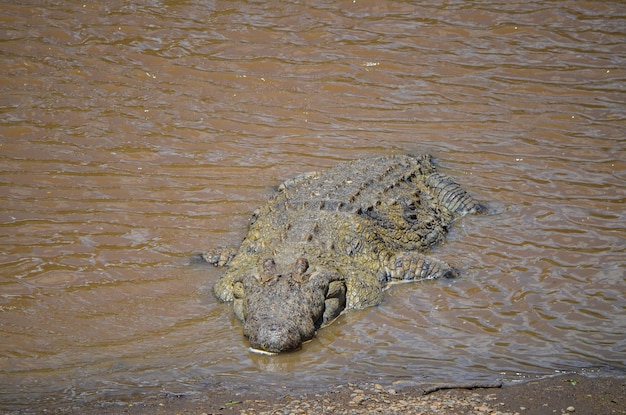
[{"left": 204, "top": 154, "right": 483, "bottom": 353}]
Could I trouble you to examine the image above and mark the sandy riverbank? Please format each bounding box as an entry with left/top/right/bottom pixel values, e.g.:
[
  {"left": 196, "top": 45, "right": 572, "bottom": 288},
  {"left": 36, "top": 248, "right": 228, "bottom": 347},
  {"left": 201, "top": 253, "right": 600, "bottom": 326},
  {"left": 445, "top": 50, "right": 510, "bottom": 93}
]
[{"left": 49, "top": 374, "right": 625, "bottom": 415}]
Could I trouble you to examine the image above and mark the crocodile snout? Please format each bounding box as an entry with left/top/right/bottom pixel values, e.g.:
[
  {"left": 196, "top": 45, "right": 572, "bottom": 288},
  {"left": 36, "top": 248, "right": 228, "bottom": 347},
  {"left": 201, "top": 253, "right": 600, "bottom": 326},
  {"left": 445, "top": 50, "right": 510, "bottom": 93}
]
[{"left": 245, "top": 321, "right": 303, "bottom": 353}]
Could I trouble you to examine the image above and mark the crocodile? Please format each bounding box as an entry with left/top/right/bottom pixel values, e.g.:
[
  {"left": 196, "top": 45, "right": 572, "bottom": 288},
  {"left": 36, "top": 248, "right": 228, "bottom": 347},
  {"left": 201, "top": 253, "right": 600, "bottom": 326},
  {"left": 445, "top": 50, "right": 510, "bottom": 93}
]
[{"left": 204, "top": 154, "right": 483, "bottom": 353}]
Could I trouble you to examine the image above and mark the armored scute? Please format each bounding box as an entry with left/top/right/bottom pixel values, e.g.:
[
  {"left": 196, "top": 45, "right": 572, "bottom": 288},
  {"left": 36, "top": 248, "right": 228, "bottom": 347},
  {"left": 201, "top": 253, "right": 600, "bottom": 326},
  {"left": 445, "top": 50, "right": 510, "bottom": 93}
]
[{"left": 204, "top": 154, "right": 483, "bottom": 353}]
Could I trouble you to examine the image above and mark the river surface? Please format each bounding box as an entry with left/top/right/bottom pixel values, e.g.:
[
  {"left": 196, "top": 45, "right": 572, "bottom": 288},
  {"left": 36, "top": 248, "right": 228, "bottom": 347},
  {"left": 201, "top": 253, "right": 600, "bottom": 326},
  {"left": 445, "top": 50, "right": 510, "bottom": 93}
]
[{"left": 1, "top": 0, "right": 625, "bottom": 412}]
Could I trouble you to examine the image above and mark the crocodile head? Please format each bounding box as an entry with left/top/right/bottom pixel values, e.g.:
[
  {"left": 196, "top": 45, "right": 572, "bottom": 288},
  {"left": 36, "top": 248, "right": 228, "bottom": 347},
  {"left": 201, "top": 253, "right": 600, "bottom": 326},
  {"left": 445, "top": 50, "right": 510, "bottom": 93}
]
[{"left": 232, "top": 258, "right": 346, "bottom": 353}]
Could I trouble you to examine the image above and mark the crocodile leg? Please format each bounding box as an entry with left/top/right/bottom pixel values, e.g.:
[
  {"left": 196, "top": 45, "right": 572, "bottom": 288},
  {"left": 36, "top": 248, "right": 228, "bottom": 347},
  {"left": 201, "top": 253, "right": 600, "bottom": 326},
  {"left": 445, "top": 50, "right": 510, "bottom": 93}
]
[
  {"left": 383, "top": 251, "right": 457, "bottom": 283},
  {"left": 202, "top": 246, "right": 238, "bottom": 267}
]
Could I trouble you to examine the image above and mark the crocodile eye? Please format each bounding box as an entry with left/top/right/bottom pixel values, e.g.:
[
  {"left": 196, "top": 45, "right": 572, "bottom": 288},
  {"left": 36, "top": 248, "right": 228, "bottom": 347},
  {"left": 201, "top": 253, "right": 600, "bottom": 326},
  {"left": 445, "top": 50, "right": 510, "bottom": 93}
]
[
  {"left": 260, "top": 258, "right": 279, "bottom": 283},
  {"left": 294, "top": 257, "right": 309, "bottom": 275}
]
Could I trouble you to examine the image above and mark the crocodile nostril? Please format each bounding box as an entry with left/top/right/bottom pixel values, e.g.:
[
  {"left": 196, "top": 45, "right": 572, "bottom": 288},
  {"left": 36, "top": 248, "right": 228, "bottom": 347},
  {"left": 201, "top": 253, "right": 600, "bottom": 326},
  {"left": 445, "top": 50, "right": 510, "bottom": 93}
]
[{"left": 267, "top": 323, "right": 280, "bottom": 332}]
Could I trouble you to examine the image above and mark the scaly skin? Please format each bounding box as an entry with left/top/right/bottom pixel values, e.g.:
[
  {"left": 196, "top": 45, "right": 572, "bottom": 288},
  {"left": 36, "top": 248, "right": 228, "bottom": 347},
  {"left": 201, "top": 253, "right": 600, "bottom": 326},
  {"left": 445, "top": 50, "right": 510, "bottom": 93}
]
[{"left": 204, "top": 154, "right": 483, "bottom": 353}]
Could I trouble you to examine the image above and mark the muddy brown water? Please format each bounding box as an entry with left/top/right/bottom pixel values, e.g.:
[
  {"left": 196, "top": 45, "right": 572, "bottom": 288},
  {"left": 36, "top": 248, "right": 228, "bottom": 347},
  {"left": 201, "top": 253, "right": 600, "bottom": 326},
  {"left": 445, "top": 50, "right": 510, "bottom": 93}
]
[{"left": 1, "top": 0, "right": 624, "bottom": 411}]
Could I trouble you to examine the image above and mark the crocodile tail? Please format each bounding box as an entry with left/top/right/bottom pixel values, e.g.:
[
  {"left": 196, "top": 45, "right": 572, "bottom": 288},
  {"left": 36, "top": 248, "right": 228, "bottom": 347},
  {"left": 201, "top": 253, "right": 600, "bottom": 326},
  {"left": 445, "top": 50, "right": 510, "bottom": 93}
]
[{"left": 425, "top": 172, "right": 483, "bottom": 215}]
